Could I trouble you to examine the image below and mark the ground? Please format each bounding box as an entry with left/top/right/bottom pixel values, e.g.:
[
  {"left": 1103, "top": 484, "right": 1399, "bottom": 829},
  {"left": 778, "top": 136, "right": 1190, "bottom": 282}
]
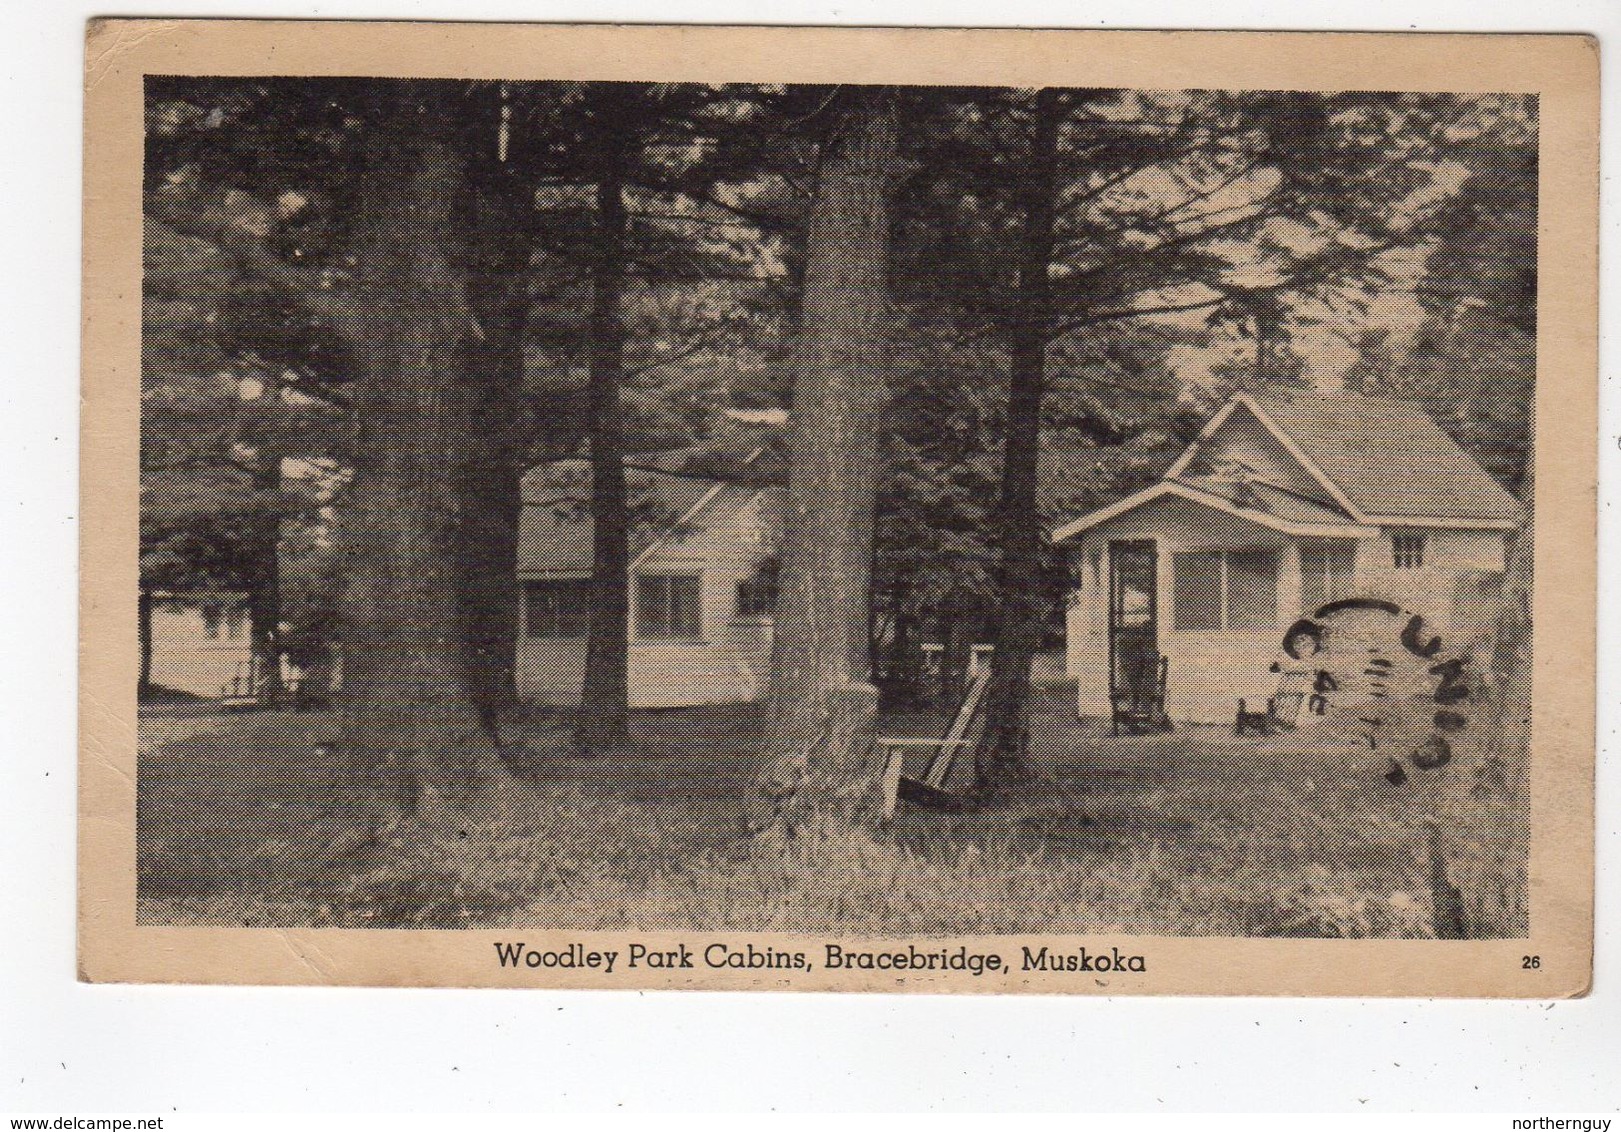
[{"left": 137, "top": 680, "right": 1527, "bottom": 937}]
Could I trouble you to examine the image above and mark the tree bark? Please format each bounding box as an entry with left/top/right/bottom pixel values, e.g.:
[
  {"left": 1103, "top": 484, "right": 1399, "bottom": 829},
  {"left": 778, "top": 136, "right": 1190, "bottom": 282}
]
[
  {"left": 333, "top": 84, "right": 510, "bottom": 833},
  {"left": 574, "top": 120, "right": 633, "bottom": 753},
  {"left": 751, "top": 88, "right": 898, "bottom": 837},
  {"left": 459, "top": 105, "right": 535, "bottom": 740},
  {"left": 975, "top": 88, "right": 1061, "bottom": 793},
  {"left": 245, "top": 465, "right": 283, "bottom": 696},
  {"left": 1423, "top": 401, "right": 1534, "bottom": 939},
  {"left": 137, "top": 588, "right": 153, "bottom": 698},
  {"left": 456, "top": 322, "right": 524, "bottom": 739}
]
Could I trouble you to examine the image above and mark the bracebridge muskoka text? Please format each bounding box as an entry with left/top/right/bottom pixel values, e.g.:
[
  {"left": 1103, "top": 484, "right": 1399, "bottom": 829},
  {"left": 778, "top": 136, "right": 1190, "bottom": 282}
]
[{"left": 492, "top": 941, "right": 1148, "bottom": 976}]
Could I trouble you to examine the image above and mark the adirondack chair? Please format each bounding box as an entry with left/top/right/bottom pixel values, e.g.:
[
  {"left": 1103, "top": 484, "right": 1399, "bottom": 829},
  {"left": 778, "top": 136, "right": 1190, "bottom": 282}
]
[
  {"left": 877, "top": 668, "right": 991, "bottom": 819},
  {"left": 1110, "top": 653, "right": 1170, "bottom": 735},
  {"left": 1235, "top": 669, "right": 1310, "bottom": 736}
]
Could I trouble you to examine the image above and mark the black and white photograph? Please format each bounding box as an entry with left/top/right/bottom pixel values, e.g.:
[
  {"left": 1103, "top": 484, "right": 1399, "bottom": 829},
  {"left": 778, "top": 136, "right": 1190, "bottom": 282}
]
[{"left": 135, "top": 72, "right": 1541, "bottom": 935}]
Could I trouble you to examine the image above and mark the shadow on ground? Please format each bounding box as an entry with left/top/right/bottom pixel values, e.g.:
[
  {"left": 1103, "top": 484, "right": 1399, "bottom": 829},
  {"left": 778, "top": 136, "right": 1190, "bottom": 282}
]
[{"left": 135, "top": 680, "right": 1522, "bottom": 936}]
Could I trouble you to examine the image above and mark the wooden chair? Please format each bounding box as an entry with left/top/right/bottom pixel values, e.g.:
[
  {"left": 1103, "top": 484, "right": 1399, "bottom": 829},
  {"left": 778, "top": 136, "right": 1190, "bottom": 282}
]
[
  {"left": 1270, "top": 670, "right": 1310, "bottom": 729},
  {"left": 877, "top": 668, "right": 991, "bottom": 819},
  {"left": 220, "top": 659, "right": 265, "bottom": 711},
  {"left": 1111, "top": 653, "right": 1170, "bottom": 735},
  {"left": 1235, "top": 670, "right": 1310, "bottom": 736}
]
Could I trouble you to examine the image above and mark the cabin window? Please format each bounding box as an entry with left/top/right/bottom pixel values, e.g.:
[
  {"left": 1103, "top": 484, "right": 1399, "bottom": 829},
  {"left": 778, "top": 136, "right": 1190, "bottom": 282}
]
[
  {"left": 1301, "top": 540, "right": 1357, "bottom": 611},
  {"left": 736, "top": 557, "right": 779, "bottom": 617},
  {"left": 524, "top": 578, "right": 591, "bottom": 638},
  {"left": 1227, "top": 550, "right": 1278, "bottom": 629},
  {"left": 1173, "top": 549, "right": 1278, "bottom": 631},
  {"left": 1172, "top": 552, "right": 1223, "bottom": 631},
  {"left": 637, "top": 573, "right": 703, "bottom": 639},
  {"left": 202, "top": 603, "right": 224, "bottom": 639},
  {"left": 1392, "top": 531, "right": 1427, "bottom": 569}
]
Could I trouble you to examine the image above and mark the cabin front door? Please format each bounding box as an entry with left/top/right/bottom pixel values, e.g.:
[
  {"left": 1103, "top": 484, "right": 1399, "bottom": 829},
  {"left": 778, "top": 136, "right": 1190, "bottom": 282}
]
[{"left": 1109, "top": 539, "right": 1158, "bottom": 690}]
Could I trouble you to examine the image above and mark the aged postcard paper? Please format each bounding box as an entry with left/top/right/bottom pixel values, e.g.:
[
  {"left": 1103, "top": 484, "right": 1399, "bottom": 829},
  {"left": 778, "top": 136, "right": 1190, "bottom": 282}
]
[{"left": 82, "top": 20, "right": 1597, "bottom": 994}]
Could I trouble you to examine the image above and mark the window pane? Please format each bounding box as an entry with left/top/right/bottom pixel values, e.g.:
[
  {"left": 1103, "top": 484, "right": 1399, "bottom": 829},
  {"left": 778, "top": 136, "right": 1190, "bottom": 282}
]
[
  {"left": 636, "top": 575, "right": 703, "bottom": 639},
  {"left": 1325, "top": 542, "right": 1356, "bottom": 602},
  {"left": 527, "top": 580, "right": 590, "bottom": 638},
  {"left": 1227, "top": 550, "right": 1278, "bottom": 630},
  {"left": 636, "top": 575, "right": 667, "bottom": 637},
  {"left": 736, "top": 558, "right": 779, "bottom": 616},
  {"left": 1173, "top": 552, "right": 1222, "bottom": 631},
  {"left": 671, "top": 576, "right": 703, "bottom": 638},
  {"left": 1393, "top": 532, "right": 1425, "bottom": 569},
  {"left": 1300, "top": 545, "right": 1327, "bottom": 613},
  {"left": 1301, "top": 541, "right": 1354, "bottom": 612}
]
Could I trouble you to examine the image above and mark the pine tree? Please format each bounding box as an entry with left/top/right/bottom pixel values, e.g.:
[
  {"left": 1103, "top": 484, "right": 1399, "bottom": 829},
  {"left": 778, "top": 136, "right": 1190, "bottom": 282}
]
[{"left": 753, "top": 86, "right": 899, "bottom": 835}]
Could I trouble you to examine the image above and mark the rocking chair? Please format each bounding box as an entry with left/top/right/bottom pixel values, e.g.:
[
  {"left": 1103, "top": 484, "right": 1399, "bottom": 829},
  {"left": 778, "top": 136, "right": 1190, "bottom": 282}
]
[{"left": 1111, "top": 653, "right": 1171, "bottom": 735}]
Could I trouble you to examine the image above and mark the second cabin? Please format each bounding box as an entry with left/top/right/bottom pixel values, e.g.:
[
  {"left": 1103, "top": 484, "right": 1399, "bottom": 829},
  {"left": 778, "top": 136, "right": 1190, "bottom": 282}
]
[{"left": 517, "top": 449, "right": 784, "bottom": 708}]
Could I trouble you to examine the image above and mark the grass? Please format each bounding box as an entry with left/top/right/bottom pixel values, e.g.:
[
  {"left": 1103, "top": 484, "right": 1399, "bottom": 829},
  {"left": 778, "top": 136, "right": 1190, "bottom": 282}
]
[{"left": 137, "top": 683, "right": 1527, "bottom": 938}]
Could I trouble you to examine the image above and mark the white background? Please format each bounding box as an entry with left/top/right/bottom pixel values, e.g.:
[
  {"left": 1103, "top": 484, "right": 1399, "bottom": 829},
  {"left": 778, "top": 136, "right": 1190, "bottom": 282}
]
[{"left": 2, "top": 0, "right": 1617, "bottom": 1114}]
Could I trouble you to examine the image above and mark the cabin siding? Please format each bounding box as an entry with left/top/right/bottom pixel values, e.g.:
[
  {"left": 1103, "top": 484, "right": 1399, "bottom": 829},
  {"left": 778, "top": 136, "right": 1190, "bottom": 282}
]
[
  {"left": 1064, "top": 500, "right": 1509, "bottom": 724},
  {"left": 1350, "top": 528, "right": 1509, "bottom": 632},
  {"left": 147, "top": 598, "right": 252, "bottom": 698},
  {"left": 516, "top": 487, "right": 779, "bottom": 707},
  {"left": 1068, "top": 498, "right": 1304, "bottom": 723}
]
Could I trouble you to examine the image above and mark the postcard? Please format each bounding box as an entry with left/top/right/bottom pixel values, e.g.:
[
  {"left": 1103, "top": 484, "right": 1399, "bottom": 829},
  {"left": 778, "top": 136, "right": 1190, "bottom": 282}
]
[{"left": 82, "top": 20, "right": 1597, "bottom": 994}]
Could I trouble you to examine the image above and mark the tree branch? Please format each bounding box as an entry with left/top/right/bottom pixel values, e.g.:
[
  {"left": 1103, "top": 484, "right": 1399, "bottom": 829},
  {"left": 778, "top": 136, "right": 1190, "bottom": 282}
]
[{"left": 145, "top": 181, "right": 345, "bottom": 307}]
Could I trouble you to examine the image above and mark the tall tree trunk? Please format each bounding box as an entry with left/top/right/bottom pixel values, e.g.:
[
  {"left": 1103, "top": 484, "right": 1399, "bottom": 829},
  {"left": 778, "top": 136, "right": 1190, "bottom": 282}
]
[
  {"left": 975, "top": 88, "right": 1060, "bottom": 793},
  {"left": 751, "top": 88, "right": 898, "bottom": 836},
  {"left": 459, "top": 102, "right": 534, "bottom": 742},
  {"left": 245, "top": 465, "right": 283, "bottom": 696},
  {"left": 1424, "top": 407, "right": 1534, "bottom": 938},
  {"left": 334, "top": 84, "right": 509, "bottom": 833},
  {"left": 575, "top": 124, "right": 633, "bottom": 753},
  {"left": 456, "top": 317, "right": 524, "bottom": 740},
  {"left": 137, "top": 588, "right": 153, "bottom": 698}
]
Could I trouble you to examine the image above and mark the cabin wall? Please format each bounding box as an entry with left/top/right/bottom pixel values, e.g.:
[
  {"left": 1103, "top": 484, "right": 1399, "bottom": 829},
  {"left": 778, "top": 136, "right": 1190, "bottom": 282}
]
[
  {"left": 1352, "top": 528, "right": 1508, "bottom": 631},
  {"left": 147, "top": 599, "right": 252, "bottom": 699},
  {"left": 516, "top": 488, "right": 779, "bottom": 708},
  {"left": 1066, "top": 498, "right": 1306, "bottom": 724},
  {"left": 1063, "top": 503, "right": 1510, "bottom": 725},
  {"left": 515, "top": 623, "right": 587, "bottom": 705}
]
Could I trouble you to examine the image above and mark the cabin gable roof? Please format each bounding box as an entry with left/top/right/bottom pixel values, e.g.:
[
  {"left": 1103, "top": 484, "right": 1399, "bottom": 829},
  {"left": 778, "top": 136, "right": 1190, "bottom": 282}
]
[
  {"left": 1055, "top": 391, "right": 1524, "bottom": 543},
  {"left": 1171, "top": 393, "right": 1525, "bottom": 525},
  {"left": 518, "top": 449, "right": 776, "bottom": 575}
]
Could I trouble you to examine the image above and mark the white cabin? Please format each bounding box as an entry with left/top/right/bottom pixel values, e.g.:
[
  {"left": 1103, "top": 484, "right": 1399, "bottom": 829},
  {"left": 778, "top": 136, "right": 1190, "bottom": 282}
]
[
  {"left": 1051, "top": 392, "right": 1525, "bottom": 725},
  {"left": 516, "top": 452, "right": 782, "bottom": 708},
  {"left": 146, "top": 590, "right": 252, "bottom": 698}
]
